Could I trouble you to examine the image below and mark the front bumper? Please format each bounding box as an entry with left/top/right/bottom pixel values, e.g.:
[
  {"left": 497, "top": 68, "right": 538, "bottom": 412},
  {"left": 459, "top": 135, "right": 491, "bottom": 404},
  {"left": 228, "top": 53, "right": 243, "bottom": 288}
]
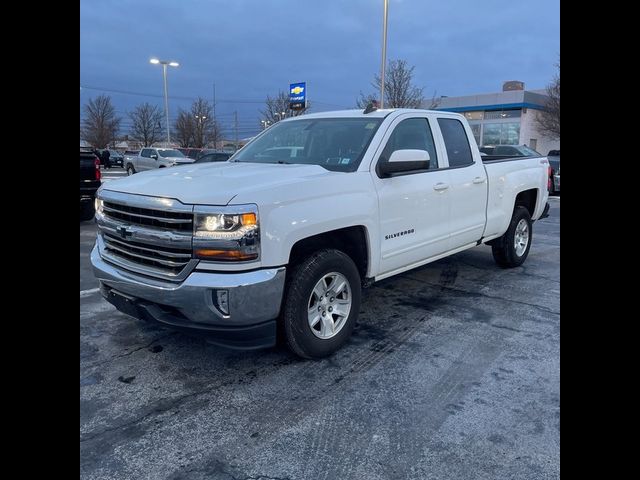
[{"left": 91, "top": 244, "right": 286, "bottom": 349}]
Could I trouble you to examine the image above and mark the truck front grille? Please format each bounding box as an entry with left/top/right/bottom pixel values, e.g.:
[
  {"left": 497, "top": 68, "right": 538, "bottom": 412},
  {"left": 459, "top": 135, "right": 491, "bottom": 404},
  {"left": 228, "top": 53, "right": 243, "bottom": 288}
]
[
  {"left": 96, "top": 192, "right": 197, "bottom": 281},
  {"left": 103, "top": 201, "right": 193, "bottom": 231},
  {"left": 102, "top": 233, "right": 192, "bottom": 276}
]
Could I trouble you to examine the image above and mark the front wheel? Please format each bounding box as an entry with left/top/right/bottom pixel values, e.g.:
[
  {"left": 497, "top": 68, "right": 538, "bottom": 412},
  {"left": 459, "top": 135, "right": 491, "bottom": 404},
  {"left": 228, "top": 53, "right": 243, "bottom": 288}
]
[
  {"left": 491, "top": 206, "right": 532, "bottom": 268},
  {"left": 126, "top": 164, "right": 136, "bottom": 175},
  {"left": 282, "top": 249, "right": 361, "bottom": 359}
]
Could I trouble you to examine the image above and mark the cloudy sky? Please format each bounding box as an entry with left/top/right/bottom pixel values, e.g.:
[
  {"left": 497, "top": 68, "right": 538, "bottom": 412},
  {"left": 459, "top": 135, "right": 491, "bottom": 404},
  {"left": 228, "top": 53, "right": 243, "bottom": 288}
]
[{"left": 80, "top": 0, "right": 560, "bottom": 139}]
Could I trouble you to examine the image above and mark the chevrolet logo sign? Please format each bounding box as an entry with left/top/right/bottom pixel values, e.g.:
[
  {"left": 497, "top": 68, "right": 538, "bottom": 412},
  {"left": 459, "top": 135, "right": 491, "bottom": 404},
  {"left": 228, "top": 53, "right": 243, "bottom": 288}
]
[
  {"left": 291, "top": 86, "right": 304, "bottom": 95},
  {"left": 116, "top": 225, "right": 133, "bottom": 239}
]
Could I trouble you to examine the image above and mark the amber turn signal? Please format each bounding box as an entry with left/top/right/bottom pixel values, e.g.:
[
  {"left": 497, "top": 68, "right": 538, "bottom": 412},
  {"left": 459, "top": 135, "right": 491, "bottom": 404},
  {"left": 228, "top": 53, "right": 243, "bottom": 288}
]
[{"left": 194, "top": 249, "right": 258, "bottom": 261}]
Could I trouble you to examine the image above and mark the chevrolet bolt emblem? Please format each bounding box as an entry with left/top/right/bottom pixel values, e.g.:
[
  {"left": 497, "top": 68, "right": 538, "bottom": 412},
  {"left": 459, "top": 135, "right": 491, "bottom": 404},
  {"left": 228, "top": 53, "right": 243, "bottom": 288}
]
[{"left": 117, "top": 225, "right": 133, "bottom": 239}]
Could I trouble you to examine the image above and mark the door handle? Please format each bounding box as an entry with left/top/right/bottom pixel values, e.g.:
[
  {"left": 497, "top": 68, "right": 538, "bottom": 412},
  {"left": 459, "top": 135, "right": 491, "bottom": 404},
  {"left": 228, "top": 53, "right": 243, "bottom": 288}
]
[
  {"left": 433, "top": 182, "right": 449, "bottom": 191},
  {"left": 472, "top": 176, "right": 486, "bottom": 184}
]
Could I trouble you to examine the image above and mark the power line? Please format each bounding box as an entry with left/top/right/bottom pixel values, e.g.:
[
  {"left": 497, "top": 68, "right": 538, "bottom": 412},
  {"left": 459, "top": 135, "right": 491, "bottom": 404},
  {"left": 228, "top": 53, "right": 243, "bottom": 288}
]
[{"left": 80, "top": 85, "right": 352, "bottom": 109}]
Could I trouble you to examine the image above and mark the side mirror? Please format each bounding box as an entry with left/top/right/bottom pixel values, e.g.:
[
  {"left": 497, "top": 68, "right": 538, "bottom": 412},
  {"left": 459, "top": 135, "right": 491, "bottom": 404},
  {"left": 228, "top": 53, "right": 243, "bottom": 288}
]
[
  {"left": 379, "top": 149, "right": 431, "bottom": 177},
  {"left": 151, "top": 154, "right": 158, "bottom": 160}
]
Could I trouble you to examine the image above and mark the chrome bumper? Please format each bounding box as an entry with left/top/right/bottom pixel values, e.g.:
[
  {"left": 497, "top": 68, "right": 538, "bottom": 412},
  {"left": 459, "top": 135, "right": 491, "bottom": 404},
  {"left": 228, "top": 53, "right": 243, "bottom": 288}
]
[{"left": 91, "top": 243, "right": 286, "bottom": 328}]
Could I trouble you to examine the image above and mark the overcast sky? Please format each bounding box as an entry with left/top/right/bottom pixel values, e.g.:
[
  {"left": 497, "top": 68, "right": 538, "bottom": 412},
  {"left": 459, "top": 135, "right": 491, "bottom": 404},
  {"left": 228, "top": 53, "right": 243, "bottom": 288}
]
[{"left": 80, "top": 0, "right": 560, "bottom": 139}]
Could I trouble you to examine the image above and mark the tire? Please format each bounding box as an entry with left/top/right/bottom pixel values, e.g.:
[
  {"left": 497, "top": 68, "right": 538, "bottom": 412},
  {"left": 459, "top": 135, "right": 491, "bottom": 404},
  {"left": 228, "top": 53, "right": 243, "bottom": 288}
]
[
  {"left": 80, "top": 201, "right": 95, "bottom": 222},
  {"left": 282, "top": 249, "right": 361, "bottom": 359},
  {"left": 491, "top": 206, "right": 532, "bottom": 268},
  {"left": 126, "top": 164, "right": 136, "bottom": 175}
]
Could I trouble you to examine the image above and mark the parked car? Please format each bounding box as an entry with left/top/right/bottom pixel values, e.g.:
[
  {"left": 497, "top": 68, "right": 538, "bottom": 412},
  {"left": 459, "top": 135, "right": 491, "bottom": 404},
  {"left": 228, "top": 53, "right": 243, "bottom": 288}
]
[
  {"left": 479, "top": 145, "right": 541, "bottom": 157},
  {"left": 124, "top": 148, "right": 195, "bottom": 175},
  {"left": 194, "top": 150, "right": 233, "bottom": 163},
  {"left": 107, "top": 149, "right": 124, "bottom": 167},
  {"left": 92, "top": 108, "right": 550, "bottom": 358},
  {"left": 547, "top": 150, "right": 560, "bottom": 195},
  {"left": 80, "top": 149, "right": 101, "bottom": 221}
]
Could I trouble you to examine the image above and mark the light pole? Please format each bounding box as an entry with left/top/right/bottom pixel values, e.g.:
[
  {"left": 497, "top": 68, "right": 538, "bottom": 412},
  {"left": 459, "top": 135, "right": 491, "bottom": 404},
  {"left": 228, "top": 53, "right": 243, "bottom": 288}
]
[
  {"left": 380, "top": 0, "right": 389, "bottom": 109},
  {"left": 150, "top": 58, "right": 179, "bottom": 145}
]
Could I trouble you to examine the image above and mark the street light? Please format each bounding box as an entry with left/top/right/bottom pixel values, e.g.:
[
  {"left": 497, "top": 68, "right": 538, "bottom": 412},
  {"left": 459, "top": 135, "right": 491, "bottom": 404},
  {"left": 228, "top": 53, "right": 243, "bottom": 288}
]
[
  {"left": 150, "top": 58, "right": 179, "bottom": 145},
  {"left": 380, "top": 0, "right": 389, "bottom": 109}
]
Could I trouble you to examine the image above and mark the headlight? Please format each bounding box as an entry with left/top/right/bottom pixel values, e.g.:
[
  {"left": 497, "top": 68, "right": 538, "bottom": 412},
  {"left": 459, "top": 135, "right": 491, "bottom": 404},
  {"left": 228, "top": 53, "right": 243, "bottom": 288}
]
[{"left": 193, "top": 205, "right": 260, "bottom": 261}]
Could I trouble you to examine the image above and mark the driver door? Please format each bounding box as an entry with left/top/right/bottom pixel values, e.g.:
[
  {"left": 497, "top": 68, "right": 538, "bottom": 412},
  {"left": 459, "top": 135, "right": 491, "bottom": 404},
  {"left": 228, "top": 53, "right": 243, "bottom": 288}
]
[{"left": 372, "top": 114, "right": 452, "bottom": 277}]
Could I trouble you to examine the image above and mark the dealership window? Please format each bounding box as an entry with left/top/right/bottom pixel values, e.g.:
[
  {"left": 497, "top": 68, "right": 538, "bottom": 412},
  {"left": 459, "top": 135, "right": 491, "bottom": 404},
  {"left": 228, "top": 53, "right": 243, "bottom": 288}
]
[
  {"left": 470, "top": 124, "right": 481, "bottom": 146},
  {"left": 481, "top": 122, "right": 520, "bottom": 146},
  {"left": 484, "top": 109, "right": 521, "bottom": 120}
]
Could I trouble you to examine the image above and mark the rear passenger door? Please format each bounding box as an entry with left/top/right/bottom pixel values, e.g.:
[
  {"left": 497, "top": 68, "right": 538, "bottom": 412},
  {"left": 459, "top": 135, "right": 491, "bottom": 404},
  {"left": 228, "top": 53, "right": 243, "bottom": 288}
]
[{"left": 435, "top": 117, "right": 488, "bottom": 249}]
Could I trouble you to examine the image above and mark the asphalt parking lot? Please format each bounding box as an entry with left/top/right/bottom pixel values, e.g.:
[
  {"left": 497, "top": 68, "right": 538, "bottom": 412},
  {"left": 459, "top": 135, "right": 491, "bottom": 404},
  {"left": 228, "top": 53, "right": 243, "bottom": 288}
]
[{"left": 80, "top": 196, "right": 560, "bottom": 480}]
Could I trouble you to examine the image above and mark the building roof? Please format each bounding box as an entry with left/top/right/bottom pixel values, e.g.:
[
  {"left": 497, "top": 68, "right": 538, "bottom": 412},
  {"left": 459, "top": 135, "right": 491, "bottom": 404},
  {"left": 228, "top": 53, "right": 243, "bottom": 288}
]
[{"left": 433, "top": 89, "right": 549, "bottom": 113}]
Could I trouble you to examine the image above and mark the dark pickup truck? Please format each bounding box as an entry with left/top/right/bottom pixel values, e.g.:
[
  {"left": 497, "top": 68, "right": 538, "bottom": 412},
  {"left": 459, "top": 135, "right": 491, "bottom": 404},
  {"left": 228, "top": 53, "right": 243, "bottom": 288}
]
[{"left": 80, "top": 149, "right": 101, "bottom": 221}]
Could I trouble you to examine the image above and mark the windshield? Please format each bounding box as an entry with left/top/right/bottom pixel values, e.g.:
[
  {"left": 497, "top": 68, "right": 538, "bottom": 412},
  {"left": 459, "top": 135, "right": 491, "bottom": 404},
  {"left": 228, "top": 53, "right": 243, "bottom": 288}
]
[
  {"left": 233, "top": 117, "right": 383, "bottom": 172},
  {"left": 158, "top": 149, "right": 185, "bottom": 158}
]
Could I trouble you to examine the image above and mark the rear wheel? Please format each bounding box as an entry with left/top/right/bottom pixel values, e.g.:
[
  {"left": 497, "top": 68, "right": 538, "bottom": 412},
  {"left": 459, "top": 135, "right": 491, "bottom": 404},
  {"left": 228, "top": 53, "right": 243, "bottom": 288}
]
[
  {"left": 126, "top": 164, "right": 136, "bottom": 175},
  {"left": 282, "top": 249, "right": 361, "bottom": 359},
  {"left": 491, "top": 206, "right": 532, "bottom": 268}
]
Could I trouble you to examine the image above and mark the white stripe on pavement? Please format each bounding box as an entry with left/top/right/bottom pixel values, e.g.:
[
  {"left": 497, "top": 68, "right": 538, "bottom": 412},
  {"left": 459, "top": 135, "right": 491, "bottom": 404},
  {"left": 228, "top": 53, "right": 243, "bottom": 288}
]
[{"left": 80, "top": 287, "right": 100, "bottom": 298}]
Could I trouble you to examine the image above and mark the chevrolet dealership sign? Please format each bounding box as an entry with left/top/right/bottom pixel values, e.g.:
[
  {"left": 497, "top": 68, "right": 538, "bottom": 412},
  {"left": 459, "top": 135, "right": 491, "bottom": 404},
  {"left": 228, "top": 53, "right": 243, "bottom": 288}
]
[{"left": 289, "top": 82, "right": 306, "bottom": 110}]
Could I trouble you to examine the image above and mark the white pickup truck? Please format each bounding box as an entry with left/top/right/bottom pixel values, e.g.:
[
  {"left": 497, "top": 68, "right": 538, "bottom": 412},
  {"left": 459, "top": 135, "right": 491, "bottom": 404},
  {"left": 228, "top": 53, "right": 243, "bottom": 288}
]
[
  {"left": 92, "top": 107, "right": 550, "bottom": 358},
  {"left": 124, "top": 147, "right": 194, "bottom": 176}
]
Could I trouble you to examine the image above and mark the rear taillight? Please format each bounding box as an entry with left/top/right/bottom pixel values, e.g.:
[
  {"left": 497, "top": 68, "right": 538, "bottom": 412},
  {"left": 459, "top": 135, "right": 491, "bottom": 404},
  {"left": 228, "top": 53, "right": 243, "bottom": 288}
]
[
  {"left": 95, "top": 156, "right": 101, "bottom": 181},
  {"left": 548, "top": 166, "right": 552, "bottom": 191}
]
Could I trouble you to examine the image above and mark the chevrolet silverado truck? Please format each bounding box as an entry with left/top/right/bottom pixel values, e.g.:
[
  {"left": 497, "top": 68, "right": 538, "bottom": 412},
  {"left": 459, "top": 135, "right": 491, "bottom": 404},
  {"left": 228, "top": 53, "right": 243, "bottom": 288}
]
[
  {"left": 92, "top": 108, "right": 550, "bottom": 358},
  {"left": 125, "top": 147, "right": 195, "bottom": 175}
]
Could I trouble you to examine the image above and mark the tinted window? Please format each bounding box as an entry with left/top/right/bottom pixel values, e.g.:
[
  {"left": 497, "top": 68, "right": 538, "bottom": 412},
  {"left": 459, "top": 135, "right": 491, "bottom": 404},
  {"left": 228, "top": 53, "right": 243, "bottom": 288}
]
[
  {"left": 379, "top": 118, "right": 438, "bottom": 169},
  {"left": 438, "top": 118, "right": 473, "bottom": 167},
  {"left": 493, "top": 146, "right": 520, "bottom": 156},
  {"left": 214, "top": 153, "right": 231, "bottom": 161},
  {"left": 158, "top": 149, "right": 184, "bottom": 158},
  {"left": 140, "top": 149, "right": 151, "bottom": 158}
]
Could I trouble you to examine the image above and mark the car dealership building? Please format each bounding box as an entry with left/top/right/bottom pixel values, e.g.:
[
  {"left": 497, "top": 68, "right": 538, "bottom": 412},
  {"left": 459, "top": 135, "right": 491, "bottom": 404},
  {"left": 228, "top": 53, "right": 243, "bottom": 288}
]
[{"left": 431, "top": 81, "right": 560, "bottom": 155}]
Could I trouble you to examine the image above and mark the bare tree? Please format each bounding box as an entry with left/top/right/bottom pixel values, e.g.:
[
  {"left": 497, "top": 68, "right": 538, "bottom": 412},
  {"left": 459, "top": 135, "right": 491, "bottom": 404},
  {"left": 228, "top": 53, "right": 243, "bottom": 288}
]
[
  {"left": 535, "top": 60, "right": 560, "bottom": 140},
  {"left": 173, "top": 109, "right": 194, "bottom": 148},
  {"left": 357, "top": 59, "right": 425, "bottom": 108},
  {"left": 82, "top": 95, "right": 121, "bottom": 148},
  {"left": 260, "top": 91, "right": 308, "bottom": 125},
  {"left": 128, "top": 103, "right": 163, "bottom": 147},
  {"left": 190, "top": 97, "right": 217, "bottom": 148}
]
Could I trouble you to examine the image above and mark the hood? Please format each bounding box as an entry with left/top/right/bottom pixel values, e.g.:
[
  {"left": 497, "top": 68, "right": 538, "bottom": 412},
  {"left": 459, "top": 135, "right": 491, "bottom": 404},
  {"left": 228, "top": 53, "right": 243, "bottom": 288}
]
[{"left": 101, "top": 161, "right": 335, "bottom": 205}]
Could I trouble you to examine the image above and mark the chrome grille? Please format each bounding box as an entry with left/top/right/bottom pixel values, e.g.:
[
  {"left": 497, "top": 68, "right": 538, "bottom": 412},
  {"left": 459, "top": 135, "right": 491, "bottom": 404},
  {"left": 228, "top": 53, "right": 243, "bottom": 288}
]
[
  {"left": 96, "top": 191, "right": 197, "bottom": 281},
  {"left": 102, "top": 233, "right": 192, "bottom": 276},
  {"left": 103, "top": 201, "right": 193, "bottom": 231}
]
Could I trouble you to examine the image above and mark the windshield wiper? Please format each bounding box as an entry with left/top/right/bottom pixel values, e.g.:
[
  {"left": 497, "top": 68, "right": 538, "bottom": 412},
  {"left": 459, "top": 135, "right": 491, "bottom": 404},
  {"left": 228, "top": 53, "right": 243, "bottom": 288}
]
[{"left": 276, "top": 160, "right": 291, "bottom": 164}]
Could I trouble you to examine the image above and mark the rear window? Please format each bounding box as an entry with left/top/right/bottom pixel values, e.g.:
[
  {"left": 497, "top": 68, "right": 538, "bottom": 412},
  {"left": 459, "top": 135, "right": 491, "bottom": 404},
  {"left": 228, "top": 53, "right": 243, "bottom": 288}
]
[{"left": 438, "top": 118, "right": 474, "bottom": 167}]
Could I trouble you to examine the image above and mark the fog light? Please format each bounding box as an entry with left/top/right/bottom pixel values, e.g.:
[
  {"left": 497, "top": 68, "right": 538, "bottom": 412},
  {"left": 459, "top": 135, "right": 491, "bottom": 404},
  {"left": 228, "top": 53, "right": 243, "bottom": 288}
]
[{"left": 214, "top": 289, "right": 229, "bottom": 315}]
